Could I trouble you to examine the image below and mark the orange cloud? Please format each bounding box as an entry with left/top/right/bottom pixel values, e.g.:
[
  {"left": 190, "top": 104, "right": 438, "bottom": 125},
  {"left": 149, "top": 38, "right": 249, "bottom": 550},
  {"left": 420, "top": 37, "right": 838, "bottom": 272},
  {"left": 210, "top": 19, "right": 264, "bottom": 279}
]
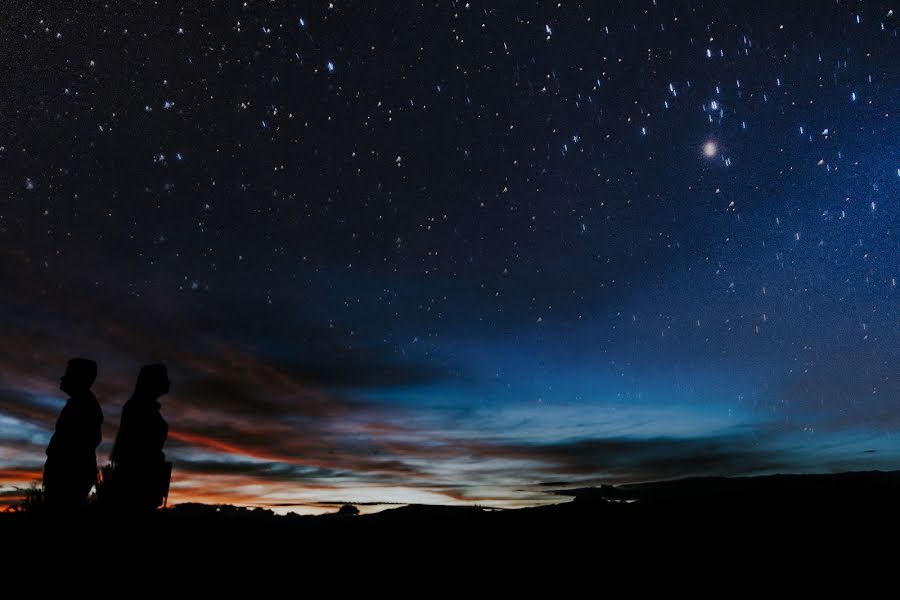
[{"left": 0, "top": 468, "right": 42, "bottom": 485}]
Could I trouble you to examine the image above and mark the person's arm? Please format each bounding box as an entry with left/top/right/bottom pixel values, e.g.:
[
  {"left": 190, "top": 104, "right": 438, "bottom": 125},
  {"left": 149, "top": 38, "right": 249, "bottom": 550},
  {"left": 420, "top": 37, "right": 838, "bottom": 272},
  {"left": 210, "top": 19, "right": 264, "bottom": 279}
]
[
  {"left": 46, "top": 405, "right": 64, "bottom": 456},
  {"left": 49, "top": 403, "right": 74, "bottom": 452},
  {"left": 93, "top": 411, "right": 102, "bottom": 450}
]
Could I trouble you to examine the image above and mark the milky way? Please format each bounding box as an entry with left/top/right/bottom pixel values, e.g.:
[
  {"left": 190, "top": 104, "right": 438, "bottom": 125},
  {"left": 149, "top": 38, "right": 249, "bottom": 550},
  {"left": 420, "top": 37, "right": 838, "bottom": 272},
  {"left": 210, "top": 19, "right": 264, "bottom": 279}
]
[{"left": 0, "top": 2, "right": 897, "bottom": 512}]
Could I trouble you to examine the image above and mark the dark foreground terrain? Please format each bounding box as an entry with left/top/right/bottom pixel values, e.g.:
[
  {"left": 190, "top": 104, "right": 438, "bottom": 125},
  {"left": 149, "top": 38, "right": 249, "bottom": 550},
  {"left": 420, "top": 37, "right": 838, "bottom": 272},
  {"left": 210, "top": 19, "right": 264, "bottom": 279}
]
[{"left": 5, "top": 471, "right": 900, "bottom": 587}]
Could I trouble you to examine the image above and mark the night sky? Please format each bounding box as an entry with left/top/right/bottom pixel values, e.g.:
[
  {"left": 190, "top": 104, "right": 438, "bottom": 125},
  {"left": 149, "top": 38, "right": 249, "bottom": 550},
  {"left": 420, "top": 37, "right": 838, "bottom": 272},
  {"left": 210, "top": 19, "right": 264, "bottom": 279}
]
[{"left": 1, "top": 1, "right": 897, "bottom": 513}]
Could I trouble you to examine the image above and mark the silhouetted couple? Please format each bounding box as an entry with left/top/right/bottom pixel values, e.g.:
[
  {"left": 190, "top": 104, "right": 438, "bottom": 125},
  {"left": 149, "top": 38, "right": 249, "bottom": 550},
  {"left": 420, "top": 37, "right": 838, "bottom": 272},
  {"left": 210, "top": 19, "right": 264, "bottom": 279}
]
[{"left": 43, "top": 358, "right": 171, "bottom": 516}]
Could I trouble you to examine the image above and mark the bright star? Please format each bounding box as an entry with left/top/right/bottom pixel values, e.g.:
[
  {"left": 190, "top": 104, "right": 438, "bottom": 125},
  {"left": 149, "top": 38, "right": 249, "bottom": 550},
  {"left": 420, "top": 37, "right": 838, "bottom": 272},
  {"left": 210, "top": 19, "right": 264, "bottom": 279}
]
[{"left": 703, "top": 140, "right": 718, "bottom": 158}]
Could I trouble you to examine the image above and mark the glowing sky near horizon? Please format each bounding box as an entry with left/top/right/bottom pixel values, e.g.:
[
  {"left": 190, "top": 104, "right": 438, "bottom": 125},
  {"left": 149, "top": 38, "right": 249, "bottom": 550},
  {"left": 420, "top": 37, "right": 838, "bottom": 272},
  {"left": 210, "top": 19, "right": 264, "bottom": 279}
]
[{"left": 0, "top": 2, "right": 898, "bottom": 513}]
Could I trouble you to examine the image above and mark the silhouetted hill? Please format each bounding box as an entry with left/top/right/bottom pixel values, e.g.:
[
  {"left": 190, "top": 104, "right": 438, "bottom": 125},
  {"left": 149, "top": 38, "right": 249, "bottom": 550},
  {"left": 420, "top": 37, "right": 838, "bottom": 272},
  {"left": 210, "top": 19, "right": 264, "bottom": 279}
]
[
  {"left": 370, "top": 502, "right": 490, "bottom": 521},
  {"left": 5, "top": 471, "right": 900, "bottom": 586},
  {"left": 561, "top": 470, "right": 900, "bottom": 509}
]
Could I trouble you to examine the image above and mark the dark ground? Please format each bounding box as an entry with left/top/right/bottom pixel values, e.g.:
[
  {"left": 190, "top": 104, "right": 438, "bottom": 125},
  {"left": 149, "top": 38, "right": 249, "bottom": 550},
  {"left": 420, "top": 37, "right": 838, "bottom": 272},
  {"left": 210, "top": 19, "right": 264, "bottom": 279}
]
[{"left": 4, "top": 471, "right": 900, "bottom": 589}]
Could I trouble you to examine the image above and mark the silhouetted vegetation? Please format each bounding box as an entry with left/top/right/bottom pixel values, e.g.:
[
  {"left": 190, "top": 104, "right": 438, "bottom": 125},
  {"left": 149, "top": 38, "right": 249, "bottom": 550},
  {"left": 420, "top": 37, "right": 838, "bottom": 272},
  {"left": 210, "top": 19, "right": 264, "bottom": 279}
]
[
  {"left": 337, "top": 503, "right": 360, "bottom": 517},
  {"left": 3, "top": 481, "right": 44, "bottom": 514}
]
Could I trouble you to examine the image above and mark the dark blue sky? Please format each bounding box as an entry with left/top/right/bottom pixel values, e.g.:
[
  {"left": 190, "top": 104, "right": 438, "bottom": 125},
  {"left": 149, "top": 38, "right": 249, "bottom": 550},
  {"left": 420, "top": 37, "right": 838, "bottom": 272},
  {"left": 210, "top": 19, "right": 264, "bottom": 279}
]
[{"left": 1, "top": 1, "right": 897, "bottom": 512}]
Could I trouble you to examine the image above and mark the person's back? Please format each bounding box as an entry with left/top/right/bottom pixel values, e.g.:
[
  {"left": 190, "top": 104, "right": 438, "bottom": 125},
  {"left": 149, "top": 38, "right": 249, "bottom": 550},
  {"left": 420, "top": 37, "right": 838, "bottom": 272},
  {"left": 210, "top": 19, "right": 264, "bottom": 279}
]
[
  {"left": 43, "top": 358, "right": 103, "bottom": 514},
  {"left": 109, "top": 364, "right": 171, "bottom": 512},
  {"left": 111, "top": 396, "right": 167, "bottom": 466}
]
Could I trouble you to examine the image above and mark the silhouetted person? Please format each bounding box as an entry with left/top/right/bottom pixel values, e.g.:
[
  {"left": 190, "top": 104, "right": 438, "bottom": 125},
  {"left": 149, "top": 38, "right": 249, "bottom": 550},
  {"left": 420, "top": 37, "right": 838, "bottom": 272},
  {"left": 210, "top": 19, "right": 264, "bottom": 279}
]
[
  {"left": 43, "top": 358, "right": 103, "bottom": 515},
  {"left": 110, "top": 363, "right": 171, "bottom": 512}
]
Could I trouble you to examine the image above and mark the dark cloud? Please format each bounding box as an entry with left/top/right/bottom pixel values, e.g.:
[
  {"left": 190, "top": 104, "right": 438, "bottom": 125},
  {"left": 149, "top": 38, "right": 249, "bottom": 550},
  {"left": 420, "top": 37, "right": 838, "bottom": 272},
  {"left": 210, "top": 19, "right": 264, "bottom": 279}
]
[
  {"left": 0, "top": 489, "right": 28, "bottom": 501},
  {"left": 169, "top": 424, "right": 426, "bottom": 478},
  {"left": 0, "top": 251, "right": 457, "bottom": 504},
  {"left": 0, "top": 236, "right": 451, "bottom": 398},
  {"left": 171, "top": 457, "right": 342, "bottom": 482},
  {"left": 493, "top": 434, "right": 793, "bottom": 483},
  {"left": 0, "top": 387, "right": 58, "bottom": 428},
  {"left": 314, "top": 501, "right": 407, "bottom": 506},
  {"left": 267, "top": 351, "right": 449, "bottom": 390},
  {"left": 174, "top": 377, "right": 304, "bottom": 419},
  {"left": 0, "top": 466, "right": 43, "bottom": 485}
]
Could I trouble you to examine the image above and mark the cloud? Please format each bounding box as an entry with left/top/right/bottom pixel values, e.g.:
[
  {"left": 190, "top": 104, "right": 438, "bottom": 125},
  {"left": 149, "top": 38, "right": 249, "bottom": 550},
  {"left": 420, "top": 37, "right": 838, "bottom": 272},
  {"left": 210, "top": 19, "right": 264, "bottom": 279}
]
[
  {"left": 0, "top": 387, "right": 59, "bottom": 428},
  {"left": 174, "top": 377, "right": 305, "bottom": 419},
  {"left": 0, "top": 244, "right": 459, "bottom": 504},
  {"left": 3, "top": 241, "right": 893, "bottom": 512},
  {"left": 171, "top": 458, "right": 341, "bottom": 482},
  {"left": 485, "top": 433, "right": 794, "bottom": 483},
  {"left": 0, "top": 467, "right": 43, "bottom": 485},
  {"left": 266, "top": 349, "right": 448, "bottom": 390}
]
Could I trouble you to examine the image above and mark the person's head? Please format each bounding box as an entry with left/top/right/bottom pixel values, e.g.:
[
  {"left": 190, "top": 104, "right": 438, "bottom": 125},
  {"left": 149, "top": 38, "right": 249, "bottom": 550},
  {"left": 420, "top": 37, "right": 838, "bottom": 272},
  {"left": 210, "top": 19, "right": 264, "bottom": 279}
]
[
  {"left": 134, "top": 363, "right": 170, "bottom": 399},
  {"left": 60, "top": 358, "right": 98, "bottom": 395}
]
